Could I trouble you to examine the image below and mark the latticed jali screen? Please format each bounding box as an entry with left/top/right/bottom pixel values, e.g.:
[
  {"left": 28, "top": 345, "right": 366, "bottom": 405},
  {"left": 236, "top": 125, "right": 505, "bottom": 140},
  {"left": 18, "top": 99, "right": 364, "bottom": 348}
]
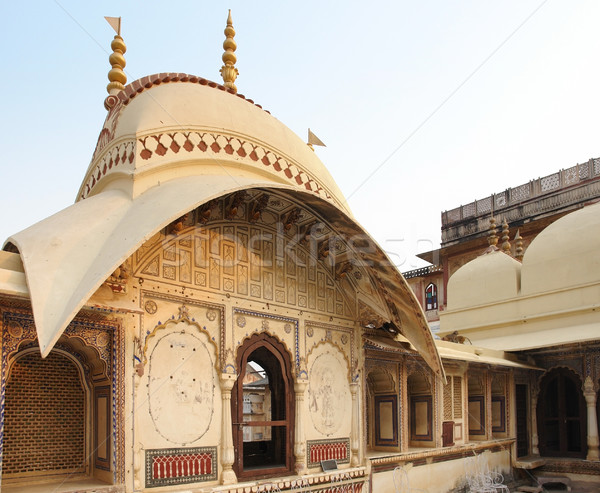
[
  {"left": 443, "top": 376, "right": 462, "bottom": 421},
  {"left": 3, "top": 352, "right": 85, "bottom": 476}
]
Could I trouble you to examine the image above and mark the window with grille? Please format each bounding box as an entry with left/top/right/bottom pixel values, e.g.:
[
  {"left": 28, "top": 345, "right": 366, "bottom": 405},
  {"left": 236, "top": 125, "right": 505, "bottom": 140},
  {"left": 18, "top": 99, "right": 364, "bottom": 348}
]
[{"left": 425, "top": 283, "right": 438, "bottom": 310}]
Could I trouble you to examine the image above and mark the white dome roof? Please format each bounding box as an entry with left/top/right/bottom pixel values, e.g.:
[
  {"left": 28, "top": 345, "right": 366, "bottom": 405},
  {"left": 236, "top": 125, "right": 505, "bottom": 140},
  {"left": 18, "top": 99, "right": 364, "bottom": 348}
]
[
  {"left": 521, "top": 201, "right": 600, "bottom": 294},
  {"left": 447, "top": 249, "right": 521, "bottom": 310},
  {"left": 77, "top": 74, "right": 350, "bottom": 216}
]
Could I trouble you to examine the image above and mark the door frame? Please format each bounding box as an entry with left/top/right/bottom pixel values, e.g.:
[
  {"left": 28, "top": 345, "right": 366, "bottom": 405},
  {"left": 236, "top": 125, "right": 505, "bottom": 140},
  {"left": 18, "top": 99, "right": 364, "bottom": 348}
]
[
  {"left": 232, "top": 333, "right": 294, "bottom": 480},
  {"left": 537, "top": 367, "right": 587, "bottom": 458}
]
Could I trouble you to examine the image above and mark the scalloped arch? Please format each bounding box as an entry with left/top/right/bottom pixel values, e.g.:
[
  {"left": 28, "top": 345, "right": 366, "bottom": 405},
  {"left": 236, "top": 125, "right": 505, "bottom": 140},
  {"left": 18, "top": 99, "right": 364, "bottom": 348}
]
[
  {"left": 306, "top": 339, "right": 352, "bottom": 383},
  {"left": 143, "top": 312, "right": 219, "bottom": 366}
]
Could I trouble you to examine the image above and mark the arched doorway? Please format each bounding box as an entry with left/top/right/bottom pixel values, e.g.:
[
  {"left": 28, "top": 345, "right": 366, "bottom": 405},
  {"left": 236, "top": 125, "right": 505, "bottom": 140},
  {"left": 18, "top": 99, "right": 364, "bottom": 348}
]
[
  {"left": 232, "top": 333, "right": 294, "bottom": 480},
  {"left": 3, "top": 350, "right": 88, "bottom": 482},
  {"left": 537, "top": 368, "right": 587, "bottom": 458}
]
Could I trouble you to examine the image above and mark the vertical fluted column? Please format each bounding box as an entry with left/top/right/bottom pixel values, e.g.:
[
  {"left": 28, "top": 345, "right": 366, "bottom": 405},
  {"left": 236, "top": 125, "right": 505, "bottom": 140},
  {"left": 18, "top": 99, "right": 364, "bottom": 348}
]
[
  {"left": 583, "top": 377, "right": 599, "bottom": 461},
  {"left": 294, "top": 379, "right": 308, "bottom": 474},
  {"left": 531, "top": 390, "right": 539, "bottom": 455},
  {"left": 220, "top": 373, "right": 238, "bottom": 484},
  {"left": 350, "top": 382, "right": 360, "bottom": 466}
]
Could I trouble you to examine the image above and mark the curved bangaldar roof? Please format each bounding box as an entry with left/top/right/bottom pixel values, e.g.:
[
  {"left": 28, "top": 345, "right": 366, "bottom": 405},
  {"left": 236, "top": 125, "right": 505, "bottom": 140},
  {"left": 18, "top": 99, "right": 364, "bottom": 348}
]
[{"left": 5, "top": 75, "right": 443, "bottom": 380}]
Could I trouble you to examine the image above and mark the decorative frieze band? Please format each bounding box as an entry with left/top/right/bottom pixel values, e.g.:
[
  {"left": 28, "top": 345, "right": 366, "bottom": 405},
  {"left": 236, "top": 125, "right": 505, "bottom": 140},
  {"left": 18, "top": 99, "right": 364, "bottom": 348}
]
[
  {"left": 145, "top": 446, "right": 217, "bottom": 488},
  {"left": 307, "top": 438, "right": 350, "bottom": 467}
]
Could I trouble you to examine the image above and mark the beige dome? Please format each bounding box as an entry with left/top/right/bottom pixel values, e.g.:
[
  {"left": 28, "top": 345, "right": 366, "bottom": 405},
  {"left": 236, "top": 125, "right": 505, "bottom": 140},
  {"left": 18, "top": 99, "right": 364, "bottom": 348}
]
[
  {"left": 447, "top": 249, "right": 521, "bottom": 310},
  {"left": 521, "top": 201, "right": 600, "bottom": 295},
  {"left": 77, "top": 74, "right": 350, "bottom": 216}
]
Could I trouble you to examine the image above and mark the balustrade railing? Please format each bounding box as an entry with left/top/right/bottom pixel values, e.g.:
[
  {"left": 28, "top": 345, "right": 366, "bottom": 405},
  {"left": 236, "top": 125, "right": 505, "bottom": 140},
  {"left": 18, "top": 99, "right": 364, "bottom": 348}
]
[
  {"left": 442, "top": 158, "right": 600, "bottom": 226},
  {"left": 402, "top": 264, "right": 443, "bottom": 279}
]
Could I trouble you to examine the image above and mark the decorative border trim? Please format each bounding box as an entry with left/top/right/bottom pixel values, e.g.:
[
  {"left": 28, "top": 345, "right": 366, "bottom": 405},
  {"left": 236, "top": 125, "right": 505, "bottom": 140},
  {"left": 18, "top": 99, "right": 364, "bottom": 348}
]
[
  {"left": 307, "top": 438, "right": 350, "bottom": 468},
  {"left": 132, "top": 130, "right": 333, "bottom": 202},
  {"left": 145, "top": 446, "right": 217, "bottom": 487}
]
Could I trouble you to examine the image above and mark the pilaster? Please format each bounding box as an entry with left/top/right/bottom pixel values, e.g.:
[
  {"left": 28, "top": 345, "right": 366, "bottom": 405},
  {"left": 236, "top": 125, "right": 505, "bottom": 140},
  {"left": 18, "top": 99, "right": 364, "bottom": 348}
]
[
  {"left": 294, "top": 379, "right": 308, "bottom": 474},
  {"left": 220, "top": 373, "right": 238, "bottom": 484},
  {"left": 583, "top": 376, "right": 599, "bottom": 461}
]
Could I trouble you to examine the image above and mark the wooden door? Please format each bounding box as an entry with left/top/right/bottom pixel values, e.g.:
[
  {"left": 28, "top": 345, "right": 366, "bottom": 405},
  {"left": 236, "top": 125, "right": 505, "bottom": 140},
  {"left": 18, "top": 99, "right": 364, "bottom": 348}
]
[
  {"left": 232, "top": 333, "right": 294, "bottom": 479},
  {"left": 538, "top": 368, "right": 587, "bottom": 458}
]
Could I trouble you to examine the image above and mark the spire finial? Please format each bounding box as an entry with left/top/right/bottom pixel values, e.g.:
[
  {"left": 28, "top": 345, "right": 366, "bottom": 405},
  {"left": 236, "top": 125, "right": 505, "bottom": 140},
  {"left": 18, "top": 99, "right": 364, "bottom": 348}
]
[
  {"left": 501, "top": 218, "right": 511, "bottom": 253},
  {"left": 488, "top": 216, "right": 498, "bottom": 248},
  {"left": 514, "top": 229, "right": 524, "bottom": 261},
  {"left": 220, "top": 10, "right": 239, "bottom": 93},
  {"left": 105, "top": 17, "right": 127, "bottom": 102}
]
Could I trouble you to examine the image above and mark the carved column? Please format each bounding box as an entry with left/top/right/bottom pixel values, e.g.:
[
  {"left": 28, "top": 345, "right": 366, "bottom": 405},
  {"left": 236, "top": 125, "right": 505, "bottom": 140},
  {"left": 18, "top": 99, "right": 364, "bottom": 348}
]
[
  {"left": 294, "top": 379, "right": 308, "bottom": 474},
  {"left": 220, "top": 373, "right": 238, "bottom": 484},
  {"left": 530, "top": 387, "right": 539, "bottom": 456},
  {"left": 350, "top": 382, "right": 360, "bottom": 466},
  {"left": 583, "top": 376, "right": 599, "bottom": 461}
]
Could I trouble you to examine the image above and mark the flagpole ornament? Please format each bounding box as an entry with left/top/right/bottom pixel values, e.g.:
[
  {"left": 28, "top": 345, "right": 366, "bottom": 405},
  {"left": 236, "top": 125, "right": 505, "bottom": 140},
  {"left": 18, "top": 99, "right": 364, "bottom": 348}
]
[
  {"left": 307, "top": 128, "right": 326, "bottom": 151},
  {"left": 105, "top": 16, "right": 127, "bottom": 103},
  {"left": 220, "top": 10, "right": 239, "bottom": 93},
  {"left": 104, "top": 16, "right": 121, "bottom": 35}
]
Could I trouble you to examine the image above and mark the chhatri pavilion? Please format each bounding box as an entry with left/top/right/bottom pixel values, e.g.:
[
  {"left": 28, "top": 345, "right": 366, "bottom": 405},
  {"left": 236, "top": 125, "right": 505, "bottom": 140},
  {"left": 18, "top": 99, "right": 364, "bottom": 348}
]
[{"left": 0, "top": 12, "right": 598, "bottom": 493}]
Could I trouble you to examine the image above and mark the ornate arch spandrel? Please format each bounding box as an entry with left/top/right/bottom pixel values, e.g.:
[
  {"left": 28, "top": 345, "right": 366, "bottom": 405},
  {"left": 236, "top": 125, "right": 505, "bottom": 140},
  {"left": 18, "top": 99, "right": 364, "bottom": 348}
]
[
  {"left": 142, "top": 305, "right": 219, "bottom": 367},
  {"left": 306, "top": 339, "right": 352, "bottom": 384},
  {"left": 305, "top": 320, "right": 356, "bottom": 381},
  {"left": 232, "top": 308, "right": 298, "bottom": 377}
]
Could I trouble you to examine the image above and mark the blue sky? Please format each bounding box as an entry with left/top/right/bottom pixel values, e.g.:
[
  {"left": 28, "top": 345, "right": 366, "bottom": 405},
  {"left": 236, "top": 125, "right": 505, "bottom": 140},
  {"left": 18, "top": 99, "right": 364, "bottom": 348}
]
[{"left": 1, "top": 1, "right": 599, "bottom": 270}]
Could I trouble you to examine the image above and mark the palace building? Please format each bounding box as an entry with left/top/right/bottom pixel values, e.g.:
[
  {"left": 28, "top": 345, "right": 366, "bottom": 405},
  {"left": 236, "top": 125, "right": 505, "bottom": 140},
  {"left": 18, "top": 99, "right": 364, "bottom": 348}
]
[
  {"left": 0, "top": 12, "right": 598, "bottom": 493},
  {"left": 403, "top": 157, "right": 600, "bottom": 336}
]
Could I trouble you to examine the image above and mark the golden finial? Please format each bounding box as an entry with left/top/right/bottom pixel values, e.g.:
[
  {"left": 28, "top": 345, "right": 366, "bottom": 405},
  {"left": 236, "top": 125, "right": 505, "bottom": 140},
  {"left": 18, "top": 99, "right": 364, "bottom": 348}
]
[
  {"left": 514, "top": 229, "right": 524, "bottom": 261},
  {"left": 220, "top": 10, "right": 239, "bottom": 93},
  {"left": 487, "top": 216, "right": 498, "bottom": 248},
  {"left": 501, "top": 218, "right": 511, "bottom": 253},
  {"left": 105, "top": 17, "right": 127, "bottom": 97}
]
